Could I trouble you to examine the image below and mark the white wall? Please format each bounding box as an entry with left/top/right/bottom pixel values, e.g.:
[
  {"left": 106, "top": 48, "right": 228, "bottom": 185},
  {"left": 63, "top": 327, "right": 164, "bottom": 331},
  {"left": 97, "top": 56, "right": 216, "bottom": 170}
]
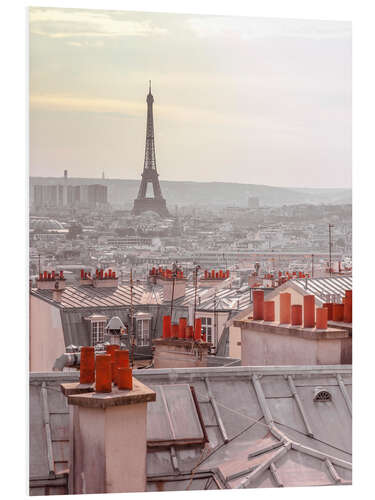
[
  {"left": 229, "top": 325, "right": 242, "bottom": 359},
  {"left": 241, "top": 327, "right": 343, "bottom": 366},
  {"left": 30, "top": 295, "right": 66, "bottom": 371}
]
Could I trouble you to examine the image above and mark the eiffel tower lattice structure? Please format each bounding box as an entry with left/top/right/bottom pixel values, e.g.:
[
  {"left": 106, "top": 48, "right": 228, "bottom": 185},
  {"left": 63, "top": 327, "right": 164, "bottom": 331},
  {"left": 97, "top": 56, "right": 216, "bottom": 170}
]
[{"left": 132, "top": 81, "right": 170, "bottom": 217}]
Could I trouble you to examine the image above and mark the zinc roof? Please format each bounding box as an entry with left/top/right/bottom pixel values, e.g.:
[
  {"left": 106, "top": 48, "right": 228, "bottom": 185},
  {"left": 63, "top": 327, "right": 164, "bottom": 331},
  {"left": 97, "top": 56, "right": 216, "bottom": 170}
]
[
  {"left": 293, "top": 275, "right": 352, "bottom": 303},
  {"left": 31, "top": 284, "right": 157, "bottom": 309},
  {"left": 29, "top": 364, "right": 351, "bottom": 493}
]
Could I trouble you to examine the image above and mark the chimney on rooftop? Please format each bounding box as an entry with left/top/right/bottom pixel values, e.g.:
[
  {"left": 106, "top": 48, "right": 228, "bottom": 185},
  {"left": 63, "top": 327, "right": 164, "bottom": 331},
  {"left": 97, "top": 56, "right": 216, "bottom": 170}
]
[
  {"left": 291, "top": 305, "right": 302, "bottom": 326},
  {"left": 280, "top": 293, "right": 291, "bottom": 324},
  {"left": 316, "top": 308, "right": 328, "bottom": 330},
  {"left": 157, "top": 267, "right": 187, "bottom": 301},
  {"left": 264, "top": 301, "right": 275, "bottom": 322},
  {"left": 62, "top": 353, "right": 156, "bottom": 494},
  {"left": 344, "top": 290, "right": 352, "bottom": 323},
  {"left": 253, "top": 290, "right": 264, "bottom": 320},
  {"left": 93, "top": 268, "right": 118, "bottom": 288},
  {"left": 37, "top": 270, "right": 66, "bottom": 291},
  {"left": 303, "top": 295, "right": 315, "bottom": 328}
]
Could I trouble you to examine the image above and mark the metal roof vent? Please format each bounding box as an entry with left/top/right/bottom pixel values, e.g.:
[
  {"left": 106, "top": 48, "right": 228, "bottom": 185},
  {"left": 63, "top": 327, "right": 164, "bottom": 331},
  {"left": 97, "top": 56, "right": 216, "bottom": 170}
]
[{"left": 313, "top": 388, "right": 332, "bottom": 402}]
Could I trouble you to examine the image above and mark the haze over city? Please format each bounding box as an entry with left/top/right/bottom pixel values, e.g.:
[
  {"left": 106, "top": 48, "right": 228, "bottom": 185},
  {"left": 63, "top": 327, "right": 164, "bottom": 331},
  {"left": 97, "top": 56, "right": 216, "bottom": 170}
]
[{"left": 29, "top": 8, "right": 351, "bottom": 188}]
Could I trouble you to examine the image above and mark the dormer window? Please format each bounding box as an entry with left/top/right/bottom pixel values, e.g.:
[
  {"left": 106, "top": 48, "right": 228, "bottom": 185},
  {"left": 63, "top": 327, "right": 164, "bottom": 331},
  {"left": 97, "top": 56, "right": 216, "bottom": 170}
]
[
  {"left": 85, "top": 314, "right": 107, "bottom": 346},
  {"left": 136, "top": 312, "right": 152, "bottom": 347},
  {"left": 313, "top": 388, "right": 332, "bottom": 402},
  {"left": 201, "top": 317, "right": 213, "bottom": 344},
  {"left": 92, "top": 320, "right": 105, "bottom": 345}
]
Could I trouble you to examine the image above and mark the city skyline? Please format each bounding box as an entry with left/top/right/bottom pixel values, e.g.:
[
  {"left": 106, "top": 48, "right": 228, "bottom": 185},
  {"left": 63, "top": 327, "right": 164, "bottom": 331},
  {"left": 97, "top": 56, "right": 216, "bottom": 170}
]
[{"left": 30, "top": 8, "right": 351, "bottom": 189}]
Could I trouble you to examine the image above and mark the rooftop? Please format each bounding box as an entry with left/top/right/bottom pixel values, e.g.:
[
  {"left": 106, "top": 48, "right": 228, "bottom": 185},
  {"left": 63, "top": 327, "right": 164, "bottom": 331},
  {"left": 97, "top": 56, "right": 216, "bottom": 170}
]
[
  {"left": 30, "top": 364, "right": 351, "bottom": 493},
  {"left": 31, "top": 282, "right": 251, "bottom": 311}
]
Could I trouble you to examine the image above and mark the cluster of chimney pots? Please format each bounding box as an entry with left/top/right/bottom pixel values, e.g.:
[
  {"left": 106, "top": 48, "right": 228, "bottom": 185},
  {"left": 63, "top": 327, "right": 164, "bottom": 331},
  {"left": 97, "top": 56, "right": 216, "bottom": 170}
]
[
  {"left": 80, "top": 268, "right": 118, "bottom": 280},
  {"left": 37, "top": 270, "right": 65, "bottom": 281},
  {"left": 149, "top": 267, "right": 184, "bottom": 279},
  {"left": 203, "top": 269, "right": 230, "bottom": 280},
  {"left": 252, "top": 289, "right": 352, "bottom": 329},
  {"left": 162, "top": 316, "right": 207, "bottom": 342},
  {"left": 149, "top": 267, "right": 231, "bottom": 280},
  {"left": 79, "top": 345, "right": 133, "bottom": 393}
]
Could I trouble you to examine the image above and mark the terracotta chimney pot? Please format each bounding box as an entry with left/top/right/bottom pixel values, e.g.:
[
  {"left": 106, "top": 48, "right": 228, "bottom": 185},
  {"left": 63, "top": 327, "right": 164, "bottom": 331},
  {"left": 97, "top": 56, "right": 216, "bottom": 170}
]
[
  {"left": 316, "top": 308, "right": 328, "bottom": 330},
  {"left": 253, "top": 290, "right": 264, "bottom": 320},
  {"left": 280, "top": 293, "right": 291, "bottom": 324},
  {"left": 264, "top": 301, "right": 275, "bottom": 322},
  {"left": 303, "top": 295, "right": 315, "bottom": 328},
  {"left": 291, "top": 305, "right": 302, "bottom": 326},
  {"left": 95, "top": 355, "right": 112, "bottom": 393},
  {"left": 80, "top": 346, "right": 95, "bottom": 384}
]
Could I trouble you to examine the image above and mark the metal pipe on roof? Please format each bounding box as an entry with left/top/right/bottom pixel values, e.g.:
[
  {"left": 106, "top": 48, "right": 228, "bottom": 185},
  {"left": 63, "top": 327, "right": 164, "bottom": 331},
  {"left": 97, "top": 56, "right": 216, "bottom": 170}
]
[
  {"left": 205, "top": 377, "right": 228, "bottom": 444},
  {"left": 251, "top": 374, "right": 273, "bottom": 425},
  {"left": 41, "top": 382, "right": 55, "bottom": 477},
  {"left": 287, "top": 376, "right": 314, "bottom": 437},
  {"left": 238, "top": 442, "right": 291, "bottom": 488},
  {"left": 269, "top": 462, "right": 283, "bottom": 487},
  {"left": 325, "top": 459, "right": 342, "bottom": 484},
  {"left": 290, "top": 441, "right": 352, "bottom": 470},
  {"left": 336, "top": 373, "right": 352, "bottom": 416},
  {"left": 170, "top": 446, "right": 179, "bottom": 472}
]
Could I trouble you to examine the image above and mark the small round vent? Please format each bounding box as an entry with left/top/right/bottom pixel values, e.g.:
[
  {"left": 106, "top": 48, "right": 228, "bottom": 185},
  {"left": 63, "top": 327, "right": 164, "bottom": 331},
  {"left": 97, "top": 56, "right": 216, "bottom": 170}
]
[{"left": 313, "top": 389, "right": 332, "bottom": 402}]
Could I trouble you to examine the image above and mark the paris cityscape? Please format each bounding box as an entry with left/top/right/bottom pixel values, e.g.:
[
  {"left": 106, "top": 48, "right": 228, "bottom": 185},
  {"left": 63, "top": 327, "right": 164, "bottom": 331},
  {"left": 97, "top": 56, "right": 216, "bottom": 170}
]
[{"left": 28, "top": 8, "right": 352, "bottom": 496}]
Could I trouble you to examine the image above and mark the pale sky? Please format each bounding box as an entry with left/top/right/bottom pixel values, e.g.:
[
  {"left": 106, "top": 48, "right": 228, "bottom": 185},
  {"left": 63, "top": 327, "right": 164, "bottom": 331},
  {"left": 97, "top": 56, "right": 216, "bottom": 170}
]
[{"left": 29, "top": 8, "right": 352, "bottom": 188}]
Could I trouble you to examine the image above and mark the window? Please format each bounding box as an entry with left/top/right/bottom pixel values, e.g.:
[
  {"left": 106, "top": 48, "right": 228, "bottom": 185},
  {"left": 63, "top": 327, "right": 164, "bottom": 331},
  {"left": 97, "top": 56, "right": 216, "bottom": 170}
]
[
  {"left": 201, "top": 317, "right": 213, "bottom": 344},
  {"left": 137, "top": 318, "right": 151, "bottom": 346},
  {"left": 91, "top": 321, "right": 105, "bottom": 345},
  {"left": 313, "top": 389, "right": 332, "bottom": 402}
]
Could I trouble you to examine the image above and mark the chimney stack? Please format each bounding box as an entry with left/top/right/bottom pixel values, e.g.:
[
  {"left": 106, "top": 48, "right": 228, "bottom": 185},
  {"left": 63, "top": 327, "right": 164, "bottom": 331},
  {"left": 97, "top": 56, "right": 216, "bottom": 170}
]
[
  {"left": 344, "top": 290, "right": 352, "bottom": 323},
  {"left": 61, "top": 360, "right": 156, "bottom": 494},
  {"left": 291, "top": 305, "right": 302, "bottom": 326},
  {"left": 162, "top": 316, "right": 171, "bottom": 338},
  {"left": 323, "top": 303, "right": 333, "bottom": 320},
  {"left": 332, "top": 303, "right": 344, "bottom": 322},
  {"left": 178, "top": 317, "right": 187, "bottom": 339},
  {"left": 171, "top": 324, "right": 179, "bottom": 339},
  {"left": 80, "top": 347, "right": 95, "bottom": 385},
  {"left": 95, "top": 355, "right": 112, "bottom": 393},
  {"left": 316, "top": 308, "right": 328, "bottom": 330},
  {"left": 280, "top": 293, "right": 291, "bottom": 324},
  {"left": 303, "top": 295, "right": 315, "bottom": 328},
  {"left": 194, "top": 318, "right": 202, "bottom": 341},
  {"left": 263, "top": 301, "right": 275, "bottom": 322},
  {"left": 253, "top": 290, "right": 264, "bottom": 320}
]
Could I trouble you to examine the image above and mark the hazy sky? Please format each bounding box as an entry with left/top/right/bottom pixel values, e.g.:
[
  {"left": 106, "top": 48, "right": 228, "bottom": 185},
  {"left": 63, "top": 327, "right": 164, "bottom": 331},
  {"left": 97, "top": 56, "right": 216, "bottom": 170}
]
[{"left": 29, "top": 8, "right": 351, "bottom": 188}]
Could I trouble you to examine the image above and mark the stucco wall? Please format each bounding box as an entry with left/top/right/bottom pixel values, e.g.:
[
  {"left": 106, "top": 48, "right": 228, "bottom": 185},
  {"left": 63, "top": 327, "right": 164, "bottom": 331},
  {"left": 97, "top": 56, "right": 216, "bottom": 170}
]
[
  {"left": 30, "top": 296, "right": 66, "bottom": 371},
  {"left": 72, "top": 403, "right": 147, "bottom": 494},
  {"left": 229, "top": 326, "right": 242, "bottom": 359},
  {"left": 105, "top": 403, "right": 147, "bottom": 493},
  {"left": 241, "top": 327, "right": 343, "bottom": 366}
]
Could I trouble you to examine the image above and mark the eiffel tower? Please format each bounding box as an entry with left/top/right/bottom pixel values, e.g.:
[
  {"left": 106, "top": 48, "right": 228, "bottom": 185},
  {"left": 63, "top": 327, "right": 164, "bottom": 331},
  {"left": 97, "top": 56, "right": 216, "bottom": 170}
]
[{"left": 132, "top": 82, "right": 169, "bottom": 217}]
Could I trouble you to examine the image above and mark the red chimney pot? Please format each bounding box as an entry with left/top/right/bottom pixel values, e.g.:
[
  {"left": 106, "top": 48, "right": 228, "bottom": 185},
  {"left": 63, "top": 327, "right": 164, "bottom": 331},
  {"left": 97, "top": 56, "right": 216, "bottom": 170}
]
[{"left": 95, "top": 355, "right": 112, "bottom": 393}]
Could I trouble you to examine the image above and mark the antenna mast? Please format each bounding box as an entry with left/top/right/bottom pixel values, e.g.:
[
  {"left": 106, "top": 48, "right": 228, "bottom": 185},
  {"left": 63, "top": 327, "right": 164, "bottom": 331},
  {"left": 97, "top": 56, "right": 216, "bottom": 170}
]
[
  {"left": 328, "top": 224, "right": 334, "bottom": 275},
  {"left": 130, "top": 268, "right": 135, "bottom": 367}
]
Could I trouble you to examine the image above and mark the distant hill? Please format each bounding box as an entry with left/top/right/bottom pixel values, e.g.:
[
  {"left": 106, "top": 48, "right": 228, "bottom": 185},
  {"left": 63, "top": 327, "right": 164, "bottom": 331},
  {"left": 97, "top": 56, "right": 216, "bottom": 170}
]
[{"left": 29, "top": 177, "right": 352, "bottom": 208}]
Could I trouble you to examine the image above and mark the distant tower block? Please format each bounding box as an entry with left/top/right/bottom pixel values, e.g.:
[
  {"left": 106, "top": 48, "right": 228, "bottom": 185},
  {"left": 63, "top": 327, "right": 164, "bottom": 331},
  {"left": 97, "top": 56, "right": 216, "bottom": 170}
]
[
  {"left": 132, "top": 81, "right": 170, "bottom": 217},
  {"left": 64, "top": 170, "right": 68, "bottom": 180}
]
